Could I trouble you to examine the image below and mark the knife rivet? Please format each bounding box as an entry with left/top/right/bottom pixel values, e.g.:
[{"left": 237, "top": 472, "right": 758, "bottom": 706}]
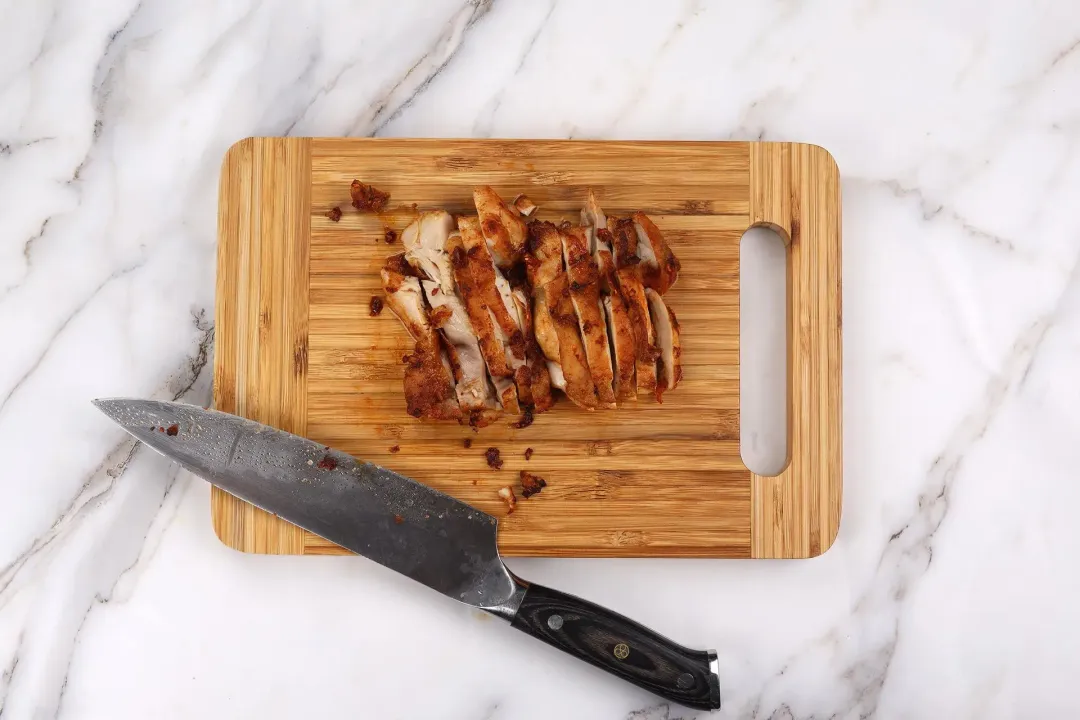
[
  {"left": 547, "top": 614, "right": 564, "bottom": 630},
  {"left": 676, "top": 672, "right": 694, "bottom": 689},
  {"left": 613, "top": 643, "right": 630, "bottom": 660}
]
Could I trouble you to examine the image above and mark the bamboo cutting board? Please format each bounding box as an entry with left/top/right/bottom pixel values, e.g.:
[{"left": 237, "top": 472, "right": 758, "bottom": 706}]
[{"left": 212, "top": 138, "right": 841, "bottom": 559}]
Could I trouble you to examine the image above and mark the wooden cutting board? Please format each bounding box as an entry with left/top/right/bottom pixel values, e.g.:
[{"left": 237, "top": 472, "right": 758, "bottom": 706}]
[{"left": 211, "top": 138, "right": 841, "bottom": 559}]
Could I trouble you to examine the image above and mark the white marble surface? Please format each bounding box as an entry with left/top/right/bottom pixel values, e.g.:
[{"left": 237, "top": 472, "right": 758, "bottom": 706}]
[{"left": 2, "top": 0, "right": 1080, "bottom": 717}]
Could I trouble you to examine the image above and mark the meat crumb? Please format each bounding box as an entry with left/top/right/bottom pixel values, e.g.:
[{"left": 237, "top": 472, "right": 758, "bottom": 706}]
[
  {"left": 524, "top": 447, "right": 534, "bottom": 461},
  {"left": 511, "top": 404, "right": 535, "bottom": 429},
  {"left": 429, "top": 305, "right": 453, "bottom": 328},
  {"left": 498, "top": 486, "right": 517, "bottom": 514},
  {"left": 370, "top": 296, "right": 384, "bottom": 316},
  {"left": 463, "top": 438, "right": 473, "bottom": 449},
  {"left": 389, "top": 445, "right": 401, "bottom": 454},
  {"left": 512, "top": 194, "right": 538, "bottom": 216},
  {"left": 316, "top": 455, "right": 337, "bottom": 471},
  {"left": 393, "top": 514, "right": 404, "bottom": 525},
  {"left": 384, "top": 227, "right": 398, "bottom": 244},
  {"left": 485, "top": 447, "right": 504, "bottom": 470},
  {"left": 350, "top": 180, "right": 390, "bottom": 212},
  {"left": 165, "top": 424, "right": 179, "bottom": 437},
  {"left": 520, "top": 471, "right": 547, "bottom": 498},
  {"left": 326, "top": 206, "right": 342, "bottom": 222},
  {"left": 157, "top": 427, "right": 165, "bottom": 433}
]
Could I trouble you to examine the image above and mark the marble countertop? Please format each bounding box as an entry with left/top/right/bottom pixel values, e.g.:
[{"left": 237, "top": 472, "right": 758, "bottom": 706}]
[{"left": 3, "top": 1, "right": 1079, "bottom": 717}]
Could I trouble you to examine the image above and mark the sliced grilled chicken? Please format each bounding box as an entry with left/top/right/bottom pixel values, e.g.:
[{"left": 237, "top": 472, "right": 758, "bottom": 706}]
[
  {"left": 401, "top": 211, "right": 456, "bottom": 287},
  {"left": 474, "top": 186, "right": 527, "bottom": 269},
  {"left": 459, "top": 216, "right": 527, "bottom": 364},
  {"left": 632, "top": 212, "right": 681, "bottom": 294},
  {"left": 421, "top": 278, "right": 493, "bottom": 412},
  {"left": 380, "top": 255, "right": 431, "bottom": 345},
  {"left": 604, "top": 293, "right": 637, "bottom": 402},
  {"left": 581, "top": 190, "right": 616, "bottom": 290},
  {"left": 532, "top": 291, "right": 566, "bottom": 390},
  {"left": 448, "top": 233, "right": 520, "bottom": 416},
  {"left": 615, "top": 267, "right": 658, "bottom": 394},
  {"left": 525, "top": 220, "right": 565, "bottom": 288},
  {"left": 560, "top": 226, "right": 617, "bottom": 408},
  {"left": 380, "top": 256, "right": 460, "bottom": 421},
  {"left": 608, "top": 216, "right": 640, "bottom": 269},
  {"left": 526, "top": 220, "right": 569, "bottom": 391},
  {"left": 401, "top": 214, "right": 497, "bottom": 417},
  {"left": 544, "top": 274, "right": 598, "bottom": 410},
  {"left": 646, "top": 288, "right": 683, "bottom": 402},
  {"left": 513, "top": 289, "right": 555, "bottom": 413}
]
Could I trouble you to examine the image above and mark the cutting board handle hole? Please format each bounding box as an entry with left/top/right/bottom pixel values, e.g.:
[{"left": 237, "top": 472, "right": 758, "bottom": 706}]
[{"left": 739, "top": 225, "right": 789, "bottom": 477}]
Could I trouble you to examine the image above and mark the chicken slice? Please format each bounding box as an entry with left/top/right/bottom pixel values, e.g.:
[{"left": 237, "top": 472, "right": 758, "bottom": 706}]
[
  {"left": 401, "top": 211, "right": 456, "bottom": 287},
  {"left": 400, "top": 343, "right": 463, "bottom": 421},
  {"left": 581, "top": 190, "right": 616, "bottom": 291},
  {"left": 525, "top": 220, "right": 569, "bottom": 391},
  {"left": 615, "top": 267, "right": 659, "bottom": 394},
  {"left": 544, "top": 274, "right": 598, "bottom": 411},
  {"left": 632, "top": 212, "right": 681, "bottom": 294},
  {"left": 380, "top": 256, "right": 460, "bottom": 421},
  {"left": 448, "top": 233, "right": 520, "bottom": 416},
  {"left": 422, "top": 278, "right": 493, "bottom": 412},
  {"left": 646, "top": 289, "right": 683, "bottom": 402},
  {"left": 608, "top": 216, "right": 640, "bottom": 269},
  {"left": 459, "top": 216, "right": 527, "bottom": 364},
  {"left": 604, "top": 293, "right": 637, "bottom": 402},
  {"left": 513, "top": 288, "right": 554, "bottom": 413},
  {"left": 560, "top": 226, "right": 617, "bottom": 408},
  {"left": 474, "top": 186, "right": 527, "bottom": 269},
  {"left": 380, "top": 256, "right": 432, "bottom": 347},
  {"left": 532, "top": 291, "right": 566, "bottom": 390},
  {"left": 525, "top": 220, "right": 565, "bottom": 288}
]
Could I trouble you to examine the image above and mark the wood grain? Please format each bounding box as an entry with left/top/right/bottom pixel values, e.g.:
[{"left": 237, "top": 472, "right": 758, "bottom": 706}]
[{"left": 212, "top": 138, "right": 842, "bottom": 558}]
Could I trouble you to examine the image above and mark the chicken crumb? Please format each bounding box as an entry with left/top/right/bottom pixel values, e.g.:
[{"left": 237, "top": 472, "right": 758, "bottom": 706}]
[
  {"left": 393, "top": 514, "right": 404, "bottom": 524},
  {"left": 350, "top": 180, "right": 390, "bottom": 212},
  {"left": 370, "top": 296, "right": 384, "bottom": 316},
  {"left": 485, "top": 447, "right": 503, "bottom": 470},
  {"left": 389, "top": 445, "right": 400, "bottom": 454},
  {"left": 498, "top": 486, "right": 517, "bottom": 514},
  {"left": 384, "top": 227, "right": 398, "bottom": 244},
  {"left": 326, "top": 206, "right": 342, "bottom": 222},
  {"left": 512, "top": 194, "right": 538, "bottom": 216},
  {"left": 165, "top": 424, "right": 179, "bottom": 437},
  {"left": 520, "top": 471, "right": 547, "bottom": 498},
  {"left": 511, "top": 404, "right": 534, "bottom": 429},
  {"left": 316, "top": 455, "right": 337, "bottom": 471},
  {"left": 524, "top": 447, "right": 533, "bottom": 461},
  {"left": 463, "top": 438, "right": 473, "bottom": 449}
]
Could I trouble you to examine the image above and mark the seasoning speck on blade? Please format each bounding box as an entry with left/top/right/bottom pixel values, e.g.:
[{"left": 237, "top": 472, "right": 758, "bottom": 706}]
[
  {"left": 165, "top": 424, "right": 179, "bottom": 436},
  {"left": 316, "top": 455, "right": 337, "bottom": 470}
]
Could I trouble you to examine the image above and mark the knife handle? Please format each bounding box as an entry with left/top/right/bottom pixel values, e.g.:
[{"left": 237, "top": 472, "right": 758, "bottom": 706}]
[{"left": 510, "top": 583, "right": 721, "bottom": 711}]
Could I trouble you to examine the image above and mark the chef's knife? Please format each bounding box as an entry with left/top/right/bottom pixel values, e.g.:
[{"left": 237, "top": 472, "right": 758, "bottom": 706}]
[{"left": 93, "top": 398, "right": 722, "bottom": 711}]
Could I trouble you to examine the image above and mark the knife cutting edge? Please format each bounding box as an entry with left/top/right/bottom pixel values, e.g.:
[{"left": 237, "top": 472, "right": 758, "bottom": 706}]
[{"left": 92, "top": 398, "right": 722, "bottom": 711}]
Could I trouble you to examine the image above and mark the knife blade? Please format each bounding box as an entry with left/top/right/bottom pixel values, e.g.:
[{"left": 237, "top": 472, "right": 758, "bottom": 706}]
[{"left": 93, "top": 398, "right": 722, "bottom": 711}]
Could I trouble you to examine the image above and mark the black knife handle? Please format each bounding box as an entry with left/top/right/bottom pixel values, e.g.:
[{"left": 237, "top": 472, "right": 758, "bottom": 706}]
[{"left": 510, "top": 583, "right": 721, "bottom": 711}]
